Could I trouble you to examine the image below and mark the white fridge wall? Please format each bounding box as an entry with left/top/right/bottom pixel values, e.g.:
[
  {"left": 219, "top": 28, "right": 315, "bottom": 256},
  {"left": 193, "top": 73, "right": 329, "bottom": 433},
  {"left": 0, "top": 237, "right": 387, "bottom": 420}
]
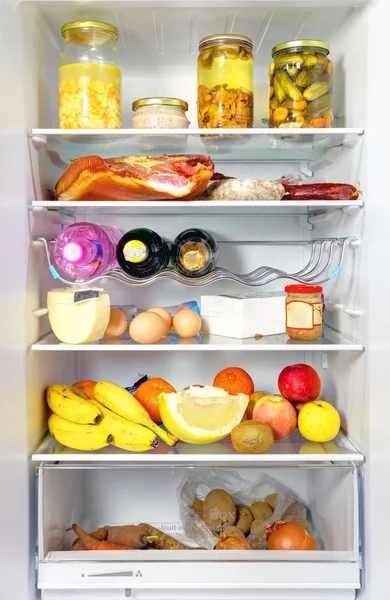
[{"left": 2, "top": 0, "right": 389, "bottom": 599}]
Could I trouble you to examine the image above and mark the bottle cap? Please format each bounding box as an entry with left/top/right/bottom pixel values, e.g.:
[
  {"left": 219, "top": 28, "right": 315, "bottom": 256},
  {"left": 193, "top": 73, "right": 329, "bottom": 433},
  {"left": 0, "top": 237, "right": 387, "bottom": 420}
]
[{"left": 63, "top": 242, "right": 85, "bottom": 264}]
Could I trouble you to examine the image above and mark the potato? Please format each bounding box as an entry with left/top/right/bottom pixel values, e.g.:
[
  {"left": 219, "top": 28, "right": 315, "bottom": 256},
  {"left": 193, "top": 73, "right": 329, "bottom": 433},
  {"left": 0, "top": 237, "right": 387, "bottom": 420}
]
[
  {"left": 264, "top": 493, "right": 278, "bottom": 511},
  {"left": 192, "top": 498, "right": 204, "bottom": 519},
  {"left": 250, "top": 501, "right": 273, "bottom": 521},
  {"left": 203, "top": 489, "right": 236, "bottom": 532},
  {"left": 235, "top": 504, "right": 254, "bottom": 535}
]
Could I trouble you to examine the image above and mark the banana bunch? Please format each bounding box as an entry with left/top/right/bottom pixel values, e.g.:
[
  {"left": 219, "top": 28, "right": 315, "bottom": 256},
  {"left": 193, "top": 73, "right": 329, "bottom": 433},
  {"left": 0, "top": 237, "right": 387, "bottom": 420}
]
[{"left": 47, "top": 383, "right": 163, "bottom": 452}]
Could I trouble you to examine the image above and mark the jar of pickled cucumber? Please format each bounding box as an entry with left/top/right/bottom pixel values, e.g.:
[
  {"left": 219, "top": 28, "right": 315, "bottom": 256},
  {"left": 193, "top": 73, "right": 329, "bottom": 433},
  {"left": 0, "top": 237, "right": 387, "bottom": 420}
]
[
  {"left": 59, "top": 20, "right": 122, "bottom": 129},
  {"left": 269, "top": 40, "right": 333, "bottom": 129},
  {"left": 198, "top": 34, "right": 254, "bottom": 128}
]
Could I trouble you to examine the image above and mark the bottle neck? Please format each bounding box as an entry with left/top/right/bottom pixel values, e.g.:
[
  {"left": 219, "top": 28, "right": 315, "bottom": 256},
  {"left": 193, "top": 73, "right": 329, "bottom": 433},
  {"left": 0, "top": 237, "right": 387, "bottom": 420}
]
[{"left": 62, "top": 240, "right": 101, "bottom": 265}]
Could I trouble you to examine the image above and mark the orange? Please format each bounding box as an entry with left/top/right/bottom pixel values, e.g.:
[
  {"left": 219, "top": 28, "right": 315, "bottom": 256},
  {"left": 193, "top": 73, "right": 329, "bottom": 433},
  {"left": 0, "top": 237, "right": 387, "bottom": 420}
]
[
  {"left": 135, "top": 377, "right": 176, "bottom": 422},
  {"left": 72, "top": 380, "right": 97, "bottom": 399},
  {"left": 213, "top": 367, "right": 254, "bottom": 396}
]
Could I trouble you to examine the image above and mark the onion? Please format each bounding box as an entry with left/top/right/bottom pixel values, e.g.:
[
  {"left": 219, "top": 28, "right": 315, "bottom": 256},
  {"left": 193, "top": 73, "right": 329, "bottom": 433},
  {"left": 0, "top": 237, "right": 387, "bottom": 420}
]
[{"left": 267, "top": 522, "right": 316, "bottom": 551}]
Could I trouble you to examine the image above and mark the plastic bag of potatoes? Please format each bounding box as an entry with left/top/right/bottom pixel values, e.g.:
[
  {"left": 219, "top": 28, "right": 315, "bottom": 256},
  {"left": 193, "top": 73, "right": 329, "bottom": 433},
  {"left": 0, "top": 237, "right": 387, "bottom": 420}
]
[{"left": 178, "top": 469, "right": 312, "bottom": 550}]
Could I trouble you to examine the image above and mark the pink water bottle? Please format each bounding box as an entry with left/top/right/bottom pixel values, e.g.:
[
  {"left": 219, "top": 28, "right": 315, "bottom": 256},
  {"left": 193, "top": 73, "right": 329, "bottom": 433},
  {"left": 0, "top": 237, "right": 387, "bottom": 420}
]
[{"left": 53, "top": 222, "right": 122, "bottom": 281}]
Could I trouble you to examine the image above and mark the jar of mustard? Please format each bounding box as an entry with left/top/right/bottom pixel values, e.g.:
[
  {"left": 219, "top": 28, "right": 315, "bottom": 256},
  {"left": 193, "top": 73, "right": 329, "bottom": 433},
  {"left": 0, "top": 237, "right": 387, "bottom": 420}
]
[
  {"left": 197, "top": 34, "right": 254, "bottom": 128},
  {"left": 132, "top": 98, "right": 189, "bottom": 129},
  {"left": 285, "top": 285, "right": 323, "bottom": 340},
  {"left": 269, "top": 40, "right": 333, "bottom": 129},
  {"left": 58, "top": 20, "right": 122, "bottom": 128}
]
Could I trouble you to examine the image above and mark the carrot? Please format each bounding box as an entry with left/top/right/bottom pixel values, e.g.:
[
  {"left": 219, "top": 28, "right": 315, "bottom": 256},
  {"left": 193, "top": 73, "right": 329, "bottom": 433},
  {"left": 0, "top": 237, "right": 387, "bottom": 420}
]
[
  {"left": 294, "top": 114, "right": 306, "bottom": 127},
  {"left": 138, "top": 523, "right": 194, "bottom": 550},
  {"left": 292, "top": 100, "right": 307, "bottom": 111},
  {"left": 72, "top": 524, "right": 133, "bottom": 550},
  {"left": 326, "top": 60, "right": 333, "bottom": 74},
  {"left": 71, "top": 526, "right": 107, "bottom": 549},
  {"left": 310, "top": 117, "right": 326, "bottom": 128},
  {"left": 71, "top": 539, "right": 86, "bottom": 551},
  {"left": 269, "top": 86, "right": 274, "bottom": 99},
  {"left": 269, "top": 108, "right": 273, "bottom": 122},
  {"left": 105, "top": 525, "right": 157, "bottom": 549},
  {"left": 273, "top": 107, "right": 289, "bottom": 122}
]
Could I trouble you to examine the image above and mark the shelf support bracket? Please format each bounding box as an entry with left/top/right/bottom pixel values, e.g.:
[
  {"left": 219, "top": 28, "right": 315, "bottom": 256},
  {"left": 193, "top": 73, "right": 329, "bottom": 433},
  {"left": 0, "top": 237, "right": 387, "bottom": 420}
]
[
  {"left": 322, "top": 352, "right": 328, "bottom": 369},
  {"left": 299, "top": 160, "right": 313, "bottom": 177}
]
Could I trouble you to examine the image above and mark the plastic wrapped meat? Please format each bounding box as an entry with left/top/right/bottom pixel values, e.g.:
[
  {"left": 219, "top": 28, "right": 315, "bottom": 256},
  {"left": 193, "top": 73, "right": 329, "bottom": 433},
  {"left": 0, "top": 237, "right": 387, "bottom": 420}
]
[
  {"left": 55, "top": 154, "right": 215, "bottom": 201},
  {"left": 199, "top": 178, "right": 285, "bottom": 201}
]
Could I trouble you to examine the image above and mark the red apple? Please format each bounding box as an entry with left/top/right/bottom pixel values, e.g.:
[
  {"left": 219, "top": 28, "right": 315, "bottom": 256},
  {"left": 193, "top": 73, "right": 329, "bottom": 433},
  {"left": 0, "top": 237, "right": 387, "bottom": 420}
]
[
  {"left": 278, "top": 364, "right": 321, "bottom": 403},
  {"left": 252, "top": 395, "right": 297, "bottom": 440}
]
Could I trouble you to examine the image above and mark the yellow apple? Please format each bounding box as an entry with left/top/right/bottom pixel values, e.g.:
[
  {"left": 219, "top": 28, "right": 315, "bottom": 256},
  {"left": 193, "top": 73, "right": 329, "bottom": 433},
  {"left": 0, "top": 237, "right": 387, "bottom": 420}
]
[
  {"left": 298, "top": 400, "right": 340, "bottom": 442},
  {"left": 246, "top": 391, "right": 267, "bottom": 420}
]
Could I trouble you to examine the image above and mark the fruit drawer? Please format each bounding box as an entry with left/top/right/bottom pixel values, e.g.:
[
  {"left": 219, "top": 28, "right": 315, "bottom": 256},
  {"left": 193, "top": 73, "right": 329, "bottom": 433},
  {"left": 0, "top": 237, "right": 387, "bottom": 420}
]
[{"left": 37, "top": 464, "right": 361, "bottom": 599}]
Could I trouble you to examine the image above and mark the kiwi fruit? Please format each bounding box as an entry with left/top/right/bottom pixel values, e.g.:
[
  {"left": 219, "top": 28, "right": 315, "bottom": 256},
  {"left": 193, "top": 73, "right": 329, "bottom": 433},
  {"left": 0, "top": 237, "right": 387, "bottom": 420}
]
[
  {"left": 235, "top": 504, "right": 254, "bottom": 535},
  {"left": 231, "top": 421, "right": 274, "bottom": 454},
  {"left": 203, "top": 489, "right": 236, "bottom": 532},
  {"left": 250, "top": 518, "right": 267, "bottom": 541},
  {"left": 192, "top": 498, "right": 204, "bottom": 519},
  {"left": 264, "top": 493, "right": 278, "bottom": 511},
  {"left": 219, "top": 525, "right": 246, "bottom": 541},
  {"left": 250, "top": 501, "right": 273, "bottom": 521}
]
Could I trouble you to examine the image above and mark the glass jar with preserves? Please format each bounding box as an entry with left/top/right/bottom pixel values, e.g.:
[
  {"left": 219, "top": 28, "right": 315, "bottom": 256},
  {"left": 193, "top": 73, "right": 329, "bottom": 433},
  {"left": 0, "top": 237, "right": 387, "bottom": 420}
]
[
  {"left": 58, "top": 20, "right": 122, "bottom": 129},
  {"left": 132, "top": 98, "right": 189, "bottom": 129},
  {"left": 198, "top": 34, "right": 254, "bottom": 128},
  {"left": 285, "top": 285, "right": 323, "bottom": 340},
  {"left": 269, "top": 40, "right": 333, "bottom": 129}
]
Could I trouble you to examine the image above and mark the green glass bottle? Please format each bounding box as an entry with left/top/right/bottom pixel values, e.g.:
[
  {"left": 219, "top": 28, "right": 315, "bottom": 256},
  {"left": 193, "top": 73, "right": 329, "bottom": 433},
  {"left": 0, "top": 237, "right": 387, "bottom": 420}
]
[
  {"left": 171, "top": 228, "right": 219, "bottom": 278},
  {"left": 116, "top": 228, "right": 170, "bottom": 279}
]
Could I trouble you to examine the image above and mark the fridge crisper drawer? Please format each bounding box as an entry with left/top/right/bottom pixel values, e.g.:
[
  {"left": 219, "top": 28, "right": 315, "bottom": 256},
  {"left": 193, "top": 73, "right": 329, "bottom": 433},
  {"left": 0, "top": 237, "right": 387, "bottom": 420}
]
[{"left": 37, "top": 464, "right": 361, "bottom": 599}]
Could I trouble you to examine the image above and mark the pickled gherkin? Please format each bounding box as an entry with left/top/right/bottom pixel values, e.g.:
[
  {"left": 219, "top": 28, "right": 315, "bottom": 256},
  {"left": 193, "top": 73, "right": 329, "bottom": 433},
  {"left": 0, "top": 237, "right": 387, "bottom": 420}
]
[{"left": 269, "top": 39, "right": 333, "bottom": 128}]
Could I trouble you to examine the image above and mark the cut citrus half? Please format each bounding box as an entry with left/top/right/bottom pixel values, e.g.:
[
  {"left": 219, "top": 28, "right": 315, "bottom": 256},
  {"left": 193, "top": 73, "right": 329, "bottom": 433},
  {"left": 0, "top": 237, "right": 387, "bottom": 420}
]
[{"left": 158, "top": 385, "right": 249, "bottom": 444}]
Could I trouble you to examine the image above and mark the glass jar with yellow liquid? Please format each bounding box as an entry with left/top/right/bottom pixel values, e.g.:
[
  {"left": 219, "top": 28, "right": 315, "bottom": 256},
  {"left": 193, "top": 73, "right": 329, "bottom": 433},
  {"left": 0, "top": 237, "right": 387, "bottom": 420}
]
[
  {"left": 197, "top": 34, "right": 254, "bottom": 128},
  {"left": 58, "top": 20, "right": 122, "bottom": 129}
]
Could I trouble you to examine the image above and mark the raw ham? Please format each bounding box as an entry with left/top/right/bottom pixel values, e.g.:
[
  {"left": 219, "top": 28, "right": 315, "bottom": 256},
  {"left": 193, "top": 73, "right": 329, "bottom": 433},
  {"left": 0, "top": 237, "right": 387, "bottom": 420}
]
[{"left": 55, "top": 155, "right": 215, "bottom": 202}]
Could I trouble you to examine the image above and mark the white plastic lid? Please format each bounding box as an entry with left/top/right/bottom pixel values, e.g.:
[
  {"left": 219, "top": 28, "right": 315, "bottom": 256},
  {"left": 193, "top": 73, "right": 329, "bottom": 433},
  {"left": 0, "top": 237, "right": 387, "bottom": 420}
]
[{"left": 63, "top": 242, "right": 84, "bottom": 263}]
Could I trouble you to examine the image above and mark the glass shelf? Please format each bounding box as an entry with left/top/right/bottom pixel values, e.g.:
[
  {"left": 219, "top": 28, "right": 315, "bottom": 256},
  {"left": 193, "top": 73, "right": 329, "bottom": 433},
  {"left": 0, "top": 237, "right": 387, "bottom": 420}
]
[
  {"left": 31, "top": 127, "right": 363, "bottom": 163},
  {"left": 31, "top": 199, "right": 364, "bottom": 216},
  {"left": 32, "top": 429, "right": 363, "bottom": 464},
  {"left": 31, "top": 327, "right": 363, "bottom": 352}
]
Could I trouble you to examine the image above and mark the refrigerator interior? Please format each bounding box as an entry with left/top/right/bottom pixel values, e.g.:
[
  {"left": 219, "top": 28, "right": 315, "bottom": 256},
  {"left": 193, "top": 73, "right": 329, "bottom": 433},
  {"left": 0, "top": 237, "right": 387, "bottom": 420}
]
[{"left": 0, "top": 0, "right": 389, "bottom": 599}]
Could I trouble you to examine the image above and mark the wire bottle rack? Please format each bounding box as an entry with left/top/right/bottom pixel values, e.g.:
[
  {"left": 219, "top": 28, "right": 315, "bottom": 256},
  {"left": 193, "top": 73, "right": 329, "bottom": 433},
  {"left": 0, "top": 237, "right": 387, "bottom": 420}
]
[{"left": 35, "top": 236, "right": 358, "bottom": 288}]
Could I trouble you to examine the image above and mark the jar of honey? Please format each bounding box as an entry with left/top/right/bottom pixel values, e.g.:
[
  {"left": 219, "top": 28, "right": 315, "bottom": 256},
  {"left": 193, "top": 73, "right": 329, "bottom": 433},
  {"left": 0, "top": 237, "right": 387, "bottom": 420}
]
[
  {"left": 197, "top": 34, "right": 254, "bottom": 128},
  {"left": 285, "top": 285, "right": 323, "bottom": 340}
]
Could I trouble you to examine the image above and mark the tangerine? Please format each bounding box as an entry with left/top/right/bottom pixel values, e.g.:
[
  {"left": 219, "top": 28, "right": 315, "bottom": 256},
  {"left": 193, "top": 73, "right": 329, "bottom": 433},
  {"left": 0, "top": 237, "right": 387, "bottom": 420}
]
[
  {"left": 72, "top": 380, "right": 97, "bottom": 399},
  {"left": 135, "top": 377, "right": 176, "bottom": 422},
  {"left": 183, "top": 384, "right": 204, "bottom": 391},
  {"left": 213, "top": 367, "right": 254, "bottom": 396}
]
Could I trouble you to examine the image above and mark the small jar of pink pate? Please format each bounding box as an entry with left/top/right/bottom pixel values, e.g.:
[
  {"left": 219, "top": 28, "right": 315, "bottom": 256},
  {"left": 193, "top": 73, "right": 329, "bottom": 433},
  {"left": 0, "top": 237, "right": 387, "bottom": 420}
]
[{"left": 285, "top": 285, "right": 323, "bottom": 340}]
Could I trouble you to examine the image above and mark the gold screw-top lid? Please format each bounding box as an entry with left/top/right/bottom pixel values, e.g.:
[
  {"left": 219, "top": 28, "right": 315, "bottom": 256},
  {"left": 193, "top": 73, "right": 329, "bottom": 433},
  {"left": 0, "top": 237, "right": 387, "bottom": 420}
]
[
  {"left": 199, "top": 34, "right": 253, "bottom": 52},
  {"left": 272, "top": 39, "right": 330, "bottom": 58},
  {"left": 132, "top": 97, "right": 189, "bottom": 111},
  {"left": 61, "top": 20, "right": 119, "bottom": 40},
  {"left": 180, "top": 242, "right": 209, "bottom": 273}
]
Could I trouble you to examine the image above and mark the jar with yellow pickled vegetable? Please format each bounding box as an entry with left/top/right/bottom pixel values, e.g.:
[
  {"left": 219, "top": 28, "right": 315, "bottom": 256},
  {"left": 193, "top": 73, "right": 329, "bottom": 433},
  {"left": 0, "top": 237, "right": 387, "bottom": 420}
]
[
  {"left": 269, "top": 40, "right": 333, "bottom": 129},
  {"left": 58, "top": 20, "right": 122, "bottom": 129},
  {"left": 198, "top": 34, "right": 254, "bottom": 128}
]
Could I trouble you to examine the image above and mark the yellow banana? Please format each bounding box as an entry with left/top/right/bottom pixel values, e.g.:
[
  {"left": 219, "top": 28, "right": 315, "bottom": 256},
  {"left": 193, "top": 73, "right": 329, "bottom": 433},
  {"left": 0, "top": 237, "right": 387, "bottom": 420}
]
[
  {"left": 94, "top": 381, "right": 178, "bottom": 447},
  {"left": 48, "top": 413, "right": 112, "bottom": 451},
  {"left": 89, "top": 400, "right": 159, "bottom": 452},
  {"left": 47, "top": 384, "right": 102, "bottom": 425}
]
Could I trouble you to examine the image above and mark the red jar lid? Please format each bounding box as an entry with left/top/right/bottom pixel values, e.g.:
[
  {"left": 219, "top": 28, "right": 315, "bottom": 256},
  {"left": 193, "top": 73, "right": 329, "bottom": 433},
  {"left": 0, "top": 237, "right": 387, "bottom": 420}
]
[{"left": 285, "top": 285, "right": 323, "bottom": 294}]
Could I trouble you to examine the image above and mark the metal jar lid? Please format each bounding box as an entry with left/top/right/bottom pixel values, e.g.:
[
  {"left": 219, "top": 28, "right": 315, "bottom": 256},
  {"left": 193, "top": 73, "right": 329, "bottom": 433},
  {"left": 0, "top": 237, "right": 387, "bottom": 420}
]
[
  {"left": 199, "top": 34, "right": 253, "bottom": 52},
  {"left": 132, "top": 97, "right": 189, "bottom": 111},
  {"left": 61, "top": 20, "right": 119, "bottom": 40},
  {"left": 272, "top": 39, "right": 330, "bottom": 58}
]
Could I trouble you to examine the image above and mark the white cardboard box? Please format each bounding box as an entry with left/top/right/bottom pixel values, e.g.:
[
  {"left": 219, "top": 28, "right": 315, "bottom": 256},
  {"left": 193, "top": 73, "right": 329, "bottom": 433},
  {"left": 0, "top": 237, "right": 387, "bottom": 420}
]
[{"left": 201, "top": 293, "right": 286, "bottom": 339}]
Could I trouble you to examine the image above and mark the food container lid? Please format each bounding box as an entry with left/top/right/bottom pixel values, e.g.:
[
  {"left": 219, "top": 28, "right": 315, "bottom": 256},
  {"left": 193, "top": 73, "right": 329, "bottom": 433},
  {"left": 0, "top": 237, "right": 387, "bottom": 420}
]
[
  {"left": 61, "top": 20, "right": 119, "bottom": 40},
  {"left": 285, "top": 285, "right": 323, "bottom": 294},
  {"left": 272, "top": 39, "right": 330, "bottom": 58},
  {"left": 132, "top": 97, "right": 189, "bottom": 111},
  {"left": 199, "top": 34, "right": 253, "bottom": 52}
]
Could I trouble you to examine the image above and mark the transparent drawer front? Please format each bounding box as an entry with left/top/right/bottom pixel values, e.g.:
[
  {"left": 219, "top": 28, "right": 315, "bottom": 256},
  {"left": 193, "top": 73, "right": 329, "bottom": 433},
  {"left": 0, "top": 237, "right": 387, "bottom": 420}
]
[{"left": 37, "top": 464, "right": 361, "bottom": 597}]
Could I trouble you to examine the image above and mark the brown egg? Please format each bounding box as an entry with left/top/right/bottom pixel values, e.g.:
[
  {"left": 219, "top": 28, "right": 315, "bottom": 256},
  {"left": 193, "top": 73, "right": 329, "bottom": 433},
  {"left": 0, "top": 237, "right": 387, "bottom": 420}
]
[
  {"left": 129, "top": 312, "right": 166, "bottom": 345},
  {"left": 173, "top": 309, "right": 201, "bottom": 338},
  {"left": 147, "top": 306, "right": 173, "bottom": 335},
  {"left": 105, "top": 307, "right": 128, "bottom": 338}
]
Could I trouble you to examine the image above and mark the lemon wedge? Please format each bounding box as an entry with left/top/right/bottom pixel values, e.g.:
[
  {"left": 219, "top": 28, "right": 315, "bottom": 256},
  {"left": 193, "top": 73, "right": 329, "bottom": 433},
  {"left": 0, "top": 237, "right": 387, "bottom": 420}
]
[{"left": 158, "top": 386, "right": 249, "bottom": 444}]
